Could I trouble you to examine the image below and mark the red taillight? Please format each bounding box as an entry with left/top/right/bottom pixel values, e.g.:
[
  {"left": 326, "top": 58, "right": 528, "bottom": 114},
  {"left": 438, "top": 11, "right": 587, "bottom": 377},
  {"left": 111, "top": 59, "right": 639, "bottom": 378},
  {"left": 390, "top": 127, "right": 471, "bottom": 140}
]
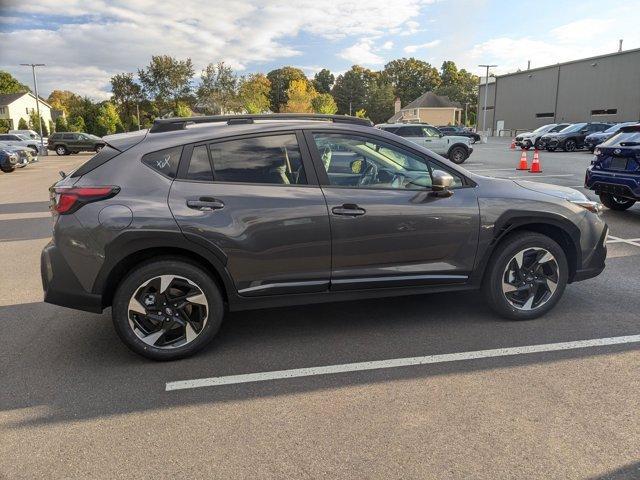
[{"left": 51, "top": 186, "right": 120, "bottom": 214}]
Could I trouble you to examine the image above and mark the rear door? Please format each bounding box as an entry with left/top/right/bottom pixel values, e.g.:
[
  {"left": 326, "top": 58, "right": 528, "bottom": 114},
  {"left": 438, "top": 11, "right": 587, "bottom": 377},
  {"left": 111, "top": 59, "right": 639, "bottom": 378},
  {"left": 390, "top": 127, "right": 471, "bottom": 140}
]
[
  {"left": 168, "top": 131, "right": 332, "bottom": 296},
  {"left": 305, "top": 129, "right": 480, "bottom": 289}
]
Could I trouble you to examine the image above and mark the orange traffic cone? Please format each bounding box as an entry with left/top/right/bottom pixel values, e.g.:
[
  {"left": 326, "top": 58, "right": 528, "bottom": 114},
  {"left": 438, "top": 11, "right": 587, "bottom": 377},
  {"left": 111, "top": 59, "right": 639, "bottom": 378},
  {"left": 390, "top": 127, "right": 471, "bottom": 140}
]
[
  {"left": 510, "top": 138, "right": 516, "bottom": 149},
  {"left": 529, "top": 149, "right": 542, "bottom": 173},
  {"left": 517, "top": 149, "right": 529, "bottom": 170}
]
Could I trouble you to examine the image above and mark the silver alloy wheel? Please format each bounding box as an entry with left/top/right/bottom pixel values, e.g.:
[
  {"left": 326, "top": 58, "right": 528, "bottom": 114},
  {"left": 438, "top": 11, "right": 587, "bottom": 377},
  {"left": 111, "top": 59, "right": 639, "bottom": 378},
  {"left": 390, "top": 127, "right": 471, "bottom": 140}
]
[
  {"left": 56, "top": 146, "right": 66, "bottom": 155},
  {"left": 128, "top": 275, "right": 208, "bottom": 349},
  {"left": 451, "top": 148, "right": 465, "bottom": 163},
  {"left": 501, "top": 247, "right": 559, "bottom": 311}
]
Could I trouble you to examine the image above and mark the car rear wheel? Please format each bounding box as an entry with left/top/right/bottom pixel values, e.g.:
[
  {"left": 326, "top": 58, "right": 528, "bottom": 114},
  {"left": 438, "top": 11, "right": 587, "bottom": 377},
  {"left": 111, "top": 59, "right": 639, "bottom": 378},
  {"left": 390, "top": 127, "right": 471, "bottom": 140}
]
[
  {"left": 112, "top": 258, "right": 224, "bottom": 360},
  {"left": 483, "top": 232, "right": 568, "bottom": 320},
  {"left": 564, "top": 139, "right": 576, "bottom": 152},
  {"left": 448, "top": 145, "right": 468, "bottom": 164},
  {"left": 55, "top": 145, "right": 67, "bottom": 156},
  {"left": 95, "top": 145, "right": 103, "bottom": 153},
  {"left": 599, "top": 193, "right": 636, "bottom": 211},
  {"left": 1, "top": 165, "right": 15, "bottom": 173},
  {"left": 523, "top": 140, "right": 532, "bottom": 150}
]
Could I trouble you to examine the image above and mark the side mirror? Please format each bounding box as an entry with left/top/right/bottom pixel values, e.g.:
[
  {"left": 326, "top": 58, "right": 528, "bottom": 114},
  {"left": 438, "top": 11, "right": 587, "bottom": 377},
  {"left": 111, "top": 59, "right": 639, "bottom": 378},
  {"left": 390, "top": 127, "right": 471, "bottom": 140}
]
[{"left": 431, "top": 170, "right": 454, "bottom": 197}]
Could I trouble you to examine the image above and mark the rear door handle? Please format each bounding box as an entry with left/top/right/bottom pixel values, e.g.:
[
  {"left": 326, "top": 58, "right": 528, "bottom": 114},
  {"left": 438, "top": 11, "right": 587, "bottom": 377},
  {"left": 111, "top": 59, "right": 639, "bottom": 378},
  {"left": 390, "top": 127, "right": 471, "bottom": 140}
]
[
  {"left": 187, "top": 198, "right": 225, "bottom": 211},
  {"left": 332, "top": 204, "right": 366, "bottom": 217}
]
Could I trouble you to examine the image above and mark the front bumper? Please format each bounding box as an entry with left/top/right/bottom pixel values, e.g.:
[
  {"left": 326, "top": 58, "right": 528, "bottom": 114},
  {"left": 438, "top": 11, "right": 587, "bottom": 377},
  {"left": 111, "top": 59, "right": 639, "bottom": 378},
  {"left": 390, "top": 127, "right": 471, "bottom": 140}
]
[
  {"left": 41, "top": 241, "right": 103, "bottom": 313},
  {"left": 573, "top": 226, "right": 607, "bottom": 282}
]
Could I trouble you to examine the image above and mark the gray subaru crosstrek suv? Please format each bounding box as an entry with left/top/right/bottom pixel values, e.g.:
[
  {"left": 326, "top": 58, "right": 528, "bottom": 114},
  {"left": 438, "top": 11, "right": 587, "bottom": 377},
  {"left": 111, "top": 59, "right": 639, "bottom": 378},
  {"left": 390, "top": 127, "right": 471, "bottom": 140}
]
[{"left": 42, "top": 114, "right": 608, "bottom": 360}]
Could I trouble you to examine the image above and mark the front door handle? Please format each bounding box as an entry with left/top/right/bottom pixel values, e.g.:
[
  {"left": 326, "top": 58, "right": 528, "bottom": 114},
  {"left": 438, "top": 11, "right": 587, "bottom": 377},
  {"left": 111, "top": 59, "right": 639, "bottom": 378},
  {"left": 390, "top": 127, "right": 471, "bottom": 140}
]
[
  {"left": 187, "top": 198, "right": 225, "bottom": 211},
  {"left": 332, "top": 204, "right": 366, "bottom": 217}
]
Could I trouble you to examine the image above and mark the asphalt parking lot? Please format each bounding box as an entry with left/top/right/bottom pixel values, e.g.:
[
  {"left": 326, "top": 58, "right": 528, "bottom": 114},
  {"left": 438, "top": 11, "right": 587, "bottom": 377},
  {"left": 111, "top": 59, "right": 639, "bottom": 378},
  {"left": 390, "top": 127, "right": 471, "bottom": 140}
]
[{"left": 1, "top": 141, "right": 639, "bottom": 479}]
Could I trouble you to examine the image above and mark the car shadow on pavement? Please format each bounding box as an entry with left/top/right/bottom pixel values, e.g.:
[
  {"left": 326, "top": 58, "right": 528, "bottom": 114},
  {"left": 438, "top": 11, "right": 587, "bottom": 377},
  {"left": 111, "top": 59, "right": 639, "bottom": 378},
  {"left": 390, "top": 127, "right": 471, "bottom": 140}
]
[
  {"left": 1, "top": 266, "right": 639, "bottom": 429},
  {"left": 589, "top": 460, "right": 640, "bottom": 480}
]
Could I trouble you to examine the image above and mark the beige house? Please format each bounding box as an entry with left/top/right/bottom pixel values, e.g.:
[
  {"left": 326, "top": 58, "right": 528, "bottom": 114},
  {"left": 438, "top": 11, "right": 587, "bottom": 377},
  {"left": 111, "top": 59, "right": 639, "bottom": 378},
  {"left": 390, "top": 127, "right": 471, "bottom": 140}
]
[
  {"left": 0, "top": 92, "right": 53, "bottom": 130},
  {"left": 388, "top": 92, "right": 462, "bottom": 125}
]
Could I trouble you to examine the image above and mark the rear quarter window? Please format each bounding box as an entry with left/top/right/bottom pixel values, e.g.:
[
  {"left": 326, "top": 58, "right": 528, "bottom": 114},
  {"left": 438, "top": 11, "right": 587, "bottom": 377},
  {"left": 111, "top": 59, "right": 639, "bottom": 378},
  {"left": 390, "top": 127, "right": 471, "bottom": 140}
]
[
  {"left": 141, "top": 146, "right": 182, "bottom": 178},
  {"left": 602, "top": 131, "right": 640, "bottom": 147}
]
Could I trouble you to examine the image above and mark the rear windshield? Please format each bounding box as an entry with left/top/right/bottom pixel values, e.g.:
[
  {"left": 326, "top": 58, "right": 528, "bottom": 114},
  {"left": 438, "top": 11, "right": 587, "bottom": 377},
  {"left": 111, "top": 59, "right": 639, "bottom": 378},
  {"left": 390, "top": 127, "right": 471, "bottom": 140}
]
[
  {"left": 71, "top": 146, "right": 121, "bottom": 177},
  {"left": 601, "top": 130, "right": 640, "bottom": 147}
]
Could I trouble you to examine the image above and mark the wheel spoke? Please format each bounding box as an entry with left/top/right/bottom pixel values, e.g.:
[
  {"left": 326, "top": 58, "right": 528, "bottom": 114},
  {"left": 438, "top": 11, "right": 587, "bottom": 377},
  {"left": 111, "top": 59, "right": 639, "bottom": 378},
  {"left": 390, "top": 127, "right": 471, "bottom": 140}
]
[
  {"left": 159, "top": 275, "right": 175, "bottom": 294},
  {"left": 502, "top": 281, "right": 518, "bottom": 293},
  {"left": 186, "top": 293, "right": 207, "bottom": 305},
  {"left": 141, "top": 329, "right": 165, "bottom": 347},
  {"left": 544, "top": 277, "right": 557, "bottom": 295},
  {"left": 128, "top": 297, "right": 146, "bottom": 315},
  {"left": 185, "top": 322, "right": 198, "bottom": 343},
  {"left": 522, "top": 290, "right": 535, "bottom": 310},
  {"left": 537, "top": 251, "right": 554, "bottom": 265}
]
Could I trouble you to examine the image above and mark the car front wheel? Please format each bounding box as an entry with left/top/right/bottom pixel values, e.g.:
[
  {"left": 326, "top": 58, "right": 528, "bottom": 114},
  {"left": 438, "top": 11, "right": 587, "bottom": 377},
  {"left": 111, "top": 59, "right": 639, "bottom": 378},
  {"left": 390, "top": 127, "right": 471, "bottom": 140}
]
[
  {"left": 448, "top": 146, "right": 468, "bottom": 164},
  {"left": 483, "top": 232, "right": 568, "bottom": 320},
  {"left": 112, "top": 258, "right": 224, "bottom": 360},
  {"left": 564, "top": 139, "right": 577, "bottom": 152},
  {"left": 599, "top": 193, "right": 636, "bottom": 211},
  {"left": 55, "top": 145, "right": 67, "bottom": 156}
]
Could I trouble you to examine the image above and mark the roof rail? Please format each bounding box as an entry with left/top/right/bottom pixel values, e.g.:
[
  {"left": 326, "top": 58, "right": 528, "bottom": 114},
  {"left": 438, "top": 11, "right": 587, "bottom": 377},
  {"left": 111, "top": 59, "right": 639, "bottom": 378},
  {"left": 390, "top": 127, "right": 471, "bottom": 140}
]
[{"left": 149, "top": 113, "right": 373, "bottom": 133}]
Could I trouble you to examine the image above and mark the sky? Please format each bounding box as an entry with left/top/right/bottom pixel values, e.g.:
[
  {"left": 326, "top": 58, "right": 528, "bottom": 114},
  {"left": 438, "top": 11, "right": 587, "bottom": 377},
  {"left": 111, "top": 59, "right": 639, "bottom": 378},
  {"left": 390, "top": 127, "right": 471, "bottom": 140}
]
[{"left": 1, "top": 0, "right": 639, "bottom": 101}]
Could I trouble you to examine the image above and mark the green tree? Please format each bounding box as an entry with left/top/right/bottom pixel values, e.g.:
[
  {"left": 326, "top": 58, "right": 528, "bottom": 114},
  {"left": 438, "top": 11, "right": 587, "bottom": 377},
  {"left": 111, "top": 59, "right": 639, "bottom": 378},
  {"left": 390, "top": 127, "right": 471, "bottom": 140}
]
[
  {"left": 0, "top": 119, "right": 10, "bottom": 134},
  {"left": 138, "top": 55, "right": 195, "bottom": 114},
  {"left": 282, "top": 79, "right": 317, "bottom": 113},
  {"left": 266, "top": 67, "right": 307, "bottom": 112},
  {"left": 95, "top": 102, "right": 122, "bottom": 136},
  {"left": 197, "top": 62, "right": 240, "bottom": 114},
  {"left": 48, "top": 119, "right": 55, "bottom": 134},
  {"left": 55, "top": 116, "right": 68, "bottom": 132},
  {"left": 355, "top": 108, "right": 367, "bottom": 118},
  {"left": 238, "top": 73, "right": 271, "bottom": 113},
  {"left": 28, "top": 110, "right": 47, "bottom": 135},
  {"left": 18, "top": 118, "right": 29, "bottom": 129},
  {"left": 174, "top": 101, "right": 192, "bottom": 117},
  {"left": 311, "top": 93, "right": 337, "bottom": 114},
  {"left": 68, "top": 116, "right": 86, "bottom": 133},
  {"left": 365, "top": 80, "right": 395, "bottom": 124},
  {"left": 434, "top": 61, "right": 478, "bottom": 125},
  {"left": 47, "top": 90, "right": 83, "bottom": 116},
  {"left": 331, "top": 65, "right": 377, "bottom": 115},
  {"left": 110, "top": 73, "right": 143, "bottom": 129},
  {"left": 382, "top": 58, "right": 441, "bottom": 106},
  {"left": 0, "top": 71, "right": 29, "bottom": 94},
  {"left": 313, "top": 69, "right": 334, "bottom": 94}
]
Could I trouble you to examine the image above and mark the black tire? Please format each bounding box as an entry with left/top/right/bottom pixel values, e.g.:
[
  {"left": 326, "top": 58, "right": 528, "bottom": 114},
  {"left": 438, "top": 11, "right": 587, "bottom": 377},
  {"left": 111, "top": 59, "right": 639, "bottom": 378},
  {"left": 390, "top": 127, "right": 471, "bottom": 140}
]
[
  {"left": 523, "top": 140, "right": 532, "bottom": 150},
  {"left": 533, "top": 138, "right": 541, "bottom": 149},
  {"left": 563, "top": 139, "right": 576, "bottom": 152},
  {"left": 599, "top": 193, "right": 636, "bottom": 211},
  {"left": 483, "top": 232, "right": 568, "bottom": 320},
  {"left": 1, "top": 165, "right": 15, "bottom": 173},
  {"left": 55, "top": 145, "right": 67, "bottom": 156},
  {"left": 112, "top": 258, "right": 224, "bottom": 361},
  {"left": 448, "top": 145, "right": 468, "bottom": 164}
]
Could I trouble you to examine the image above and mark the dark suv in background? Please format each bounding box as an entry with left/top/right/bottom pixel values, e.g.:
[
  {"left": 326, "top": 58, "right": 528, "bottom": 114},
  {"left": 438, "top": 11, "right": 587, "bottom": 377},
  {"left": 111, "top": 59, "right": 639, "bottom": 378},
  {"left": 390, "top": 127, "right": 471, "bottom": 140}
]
[
  {"left": 42, "top": 114, "right": 607, "bottom": 360},
  {"left": 437, "top": 125, "right": 481, "bottom": 143},
  {"left": 48, "top": 132, "right": 106, "bottom": 155},
  {"left": 539, "top": 122, "right": 610, "bottom": 152}
]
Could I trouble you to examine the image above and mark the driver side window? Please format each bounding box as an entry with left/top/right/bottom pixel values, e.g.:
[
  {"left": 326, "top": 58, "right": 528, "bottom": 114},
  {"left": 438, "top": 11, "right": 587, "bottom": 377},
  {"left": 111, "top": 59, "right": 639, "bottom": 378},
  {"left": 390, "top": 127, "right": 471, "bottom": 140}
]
[{"left": 312, "top": 133, "right": 434, "bottom": 190}]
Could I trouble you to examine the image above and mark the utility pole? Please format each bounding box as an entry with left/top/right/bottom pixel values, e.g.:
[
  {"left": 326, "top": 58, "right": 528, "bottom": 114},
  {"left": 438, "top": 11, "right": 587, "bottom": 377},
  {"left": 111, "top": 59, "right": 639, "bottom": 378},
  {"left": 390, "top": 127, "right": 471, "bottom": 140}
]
[
  {"left": 20, "top": 63, "right": 46, "bottom": 154},
  {"left": 136, "top": 103, "right": 141, "bottom": 131},
  {"left": 478, "top": 64, "right": 497, "bottom": 137}
]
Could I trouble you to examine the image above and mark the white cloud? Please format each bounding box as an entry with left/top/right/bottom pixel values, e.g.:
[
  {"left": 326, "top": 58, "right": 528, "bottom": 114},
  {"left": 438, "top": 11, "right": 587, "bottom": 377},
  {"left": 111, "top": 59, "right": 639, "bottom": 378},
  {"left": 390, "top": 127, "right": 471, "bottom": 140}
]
[
  {"left": 0, "top": 0, "right": 432, "bottom": 98},
  {"left": 381, "top": 41, "right": 394, "bottom": 50},
  {"left": 403, "top": 39, "right": 441, "bottom": 53},
  {"left": 339, "top": 40, "right": 385, "bottom": 66}
]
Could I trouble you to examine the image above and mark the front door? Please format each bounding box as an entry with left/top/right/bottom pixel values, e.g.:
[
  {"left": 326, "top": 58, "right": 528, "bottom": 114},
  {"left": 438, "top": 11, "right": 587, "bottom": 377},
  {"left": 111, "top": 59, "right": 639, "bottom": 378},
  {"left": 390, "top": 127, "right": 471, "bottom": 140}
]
[
  {"left": 169, "top": 132, "right": 331, "bottom": 296},
  {"left": 306, "top": 130, "right": 479, "bottom": 290}
]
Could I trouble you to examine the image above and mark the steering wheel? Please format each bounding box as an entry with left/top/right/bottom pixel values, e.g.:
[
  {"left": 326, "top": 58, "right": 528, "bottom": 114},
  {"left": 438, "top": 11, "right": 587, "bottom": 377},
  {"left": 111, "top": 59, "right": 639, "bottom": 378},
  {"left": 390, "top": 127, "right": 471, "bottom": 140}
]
[{"left": 358, "top": 161, "right": 379, "bottom": 186}]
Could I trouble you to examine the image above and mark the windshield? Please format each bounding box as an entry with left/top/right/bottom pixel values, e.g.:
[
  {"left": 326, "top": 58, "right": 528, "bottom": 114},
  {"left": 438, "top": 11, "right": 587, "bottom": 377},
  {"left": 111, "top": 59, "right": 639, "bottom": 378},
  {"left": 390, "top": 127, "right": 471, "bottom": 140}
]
[
  {"left": 549, "top": 124, "right": 568, "bottom": 132},
  {"left": 560, "top": 123, "right": 586, "bottom": 133},
  {"left": 601, "top": 130, "right": 640, "bottom": 147},
  {"left": 533, "top": 124, "right": 554, "bottom": 133}
]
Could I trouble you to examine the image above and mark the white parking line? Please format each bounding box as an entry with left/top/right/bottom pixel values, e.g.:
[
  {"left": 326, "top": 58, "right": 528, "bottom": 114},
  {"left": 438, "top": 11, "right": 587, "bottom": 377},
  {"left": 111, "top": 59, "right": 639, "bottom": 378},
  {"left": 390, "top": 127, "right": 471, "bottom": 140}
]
[
  {"left": 165, "top": 334, "right": 640, "bottom": 391},
  {"left": 506, "top": 174, "right": 576, "bottom": 179},
  {"left": 607, "top": 235, "right": 640, "bottom": 247},
  {"left": 0, "top": 212, "right": 51, "bottom": 221},
  {"left": 467, "top": 168, "right": 517, "bottom": 172}
]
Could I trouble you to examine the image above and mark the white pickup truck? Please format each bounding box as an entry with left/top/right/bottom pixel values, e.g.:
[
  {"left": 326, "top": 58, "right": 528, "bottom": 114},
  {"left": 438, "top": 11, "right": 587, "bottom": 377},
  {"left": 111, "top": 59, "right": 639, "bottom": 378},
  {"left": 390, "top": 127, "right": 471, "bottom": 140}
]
[{"left": 377, "top": 123, "right": 473, "bottom": 164}]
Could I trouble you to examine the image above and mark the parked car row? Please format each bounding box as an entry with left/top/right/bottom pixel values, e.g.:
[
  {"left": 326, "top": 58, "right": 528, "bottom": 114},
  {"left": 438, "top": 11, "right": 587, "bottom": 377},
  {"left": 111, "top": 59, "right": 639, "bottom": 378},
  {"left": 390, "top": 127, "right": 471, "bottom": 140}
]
[
  {"left": 0, "top": 143, "right": 38, "bottom": 173},
  {"left": 516, "top": 121, "right": 639, "bottom": 152}
]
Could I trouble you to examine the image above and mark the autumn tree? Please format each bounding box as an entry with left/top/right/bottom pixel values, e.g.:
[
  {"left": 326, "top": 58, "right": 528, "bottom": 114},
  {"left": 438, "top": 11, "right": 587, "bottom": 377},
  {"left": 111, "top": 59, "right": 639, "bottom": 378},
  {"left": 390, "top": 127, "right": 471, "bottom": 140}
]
[
  {"left": 282, "top": 79, "right": 317, "bottom": 113},
  {"left": 95, "top": 102, "right": 123, "bottom": 136},
  {"left": 47, "top": 90, "right": 83, "bottom": 115},
  {"left": 197, "top": 62, "right": 240, "bottom": 114},
  {"left": 311, "top": 93, "right": 337, "bottom": 114},
  {"left": 266, "top": 67, "right": 307, "bottom": 112},
  {"left": 238, "top": 73, "right": 271, "bottom": 113},
  {"left": 0, "top": 71, "right": 29, "bottom": 94}
]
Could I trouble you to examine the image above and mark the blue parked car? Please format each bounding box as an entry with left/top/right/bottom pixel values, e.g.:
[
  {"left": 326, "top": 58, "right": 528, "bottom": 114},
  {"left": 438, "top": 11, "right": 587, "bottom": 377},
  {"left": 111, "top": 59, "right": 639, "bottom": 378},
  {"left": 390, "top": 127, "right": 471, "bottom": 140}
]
[
  {"left": 585, "top": 124, "right": 640, "bottom": 210},
  {"left": 584, "top": 121, "right": 638, "bottom": 152}
]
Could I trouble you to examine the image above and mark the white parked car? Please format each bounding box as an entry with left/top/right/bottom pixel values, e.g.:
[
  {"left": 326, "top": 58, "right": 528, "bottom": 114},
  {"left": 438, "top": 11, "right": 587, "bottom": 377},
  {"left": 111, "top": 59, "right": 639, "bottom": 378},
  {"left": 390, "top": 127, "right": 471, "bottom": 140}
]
[
  {"left": 377, "top": 123, "right": 473, "bottom": 164},
  {"left": 8, "top": 129, "right": 48, "bottom": 146},
  {"left": 515, "top": 123, "right": 571, "bottom": 150}
]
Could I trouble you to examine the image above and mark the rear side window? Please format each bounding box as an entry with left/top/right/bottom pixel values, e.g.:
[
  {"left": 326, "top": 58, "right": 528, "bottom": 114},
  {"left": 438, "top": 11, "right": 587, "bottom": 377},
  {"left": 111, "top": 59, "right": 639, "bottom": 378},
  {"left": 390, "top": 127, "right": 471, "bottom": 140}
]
[
  {"left": 63, "top": 134, "right": 75, "bottom": 140},
  {"left": 602, "top": 130, "right": 640, "bottom": 147},
  {"left": 209, "top": 134, "right": 307, "bottom": 185},
  {"left": 71, "top": 146, "right": 121, "bottom": 178},
  {"left": 141, "top": 146, "right": 182, "bottom": 178},
  {"left": 396, "top": 126, "right": 424, "bottom": 137},
  {"left": 186, "top": 145, "right": 213, "bottom": 181}
]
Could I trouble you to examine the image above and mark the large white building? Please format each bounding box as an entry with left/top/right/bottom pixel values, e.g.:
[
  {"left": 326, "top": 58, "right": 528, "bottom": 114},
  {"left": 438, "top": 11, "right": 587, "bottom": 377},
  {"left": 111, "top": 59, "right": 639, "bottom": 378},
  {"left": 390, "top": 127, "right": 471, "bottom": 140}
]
[{"left": 0, "top": 91, "right": 53, "bottom": 130}]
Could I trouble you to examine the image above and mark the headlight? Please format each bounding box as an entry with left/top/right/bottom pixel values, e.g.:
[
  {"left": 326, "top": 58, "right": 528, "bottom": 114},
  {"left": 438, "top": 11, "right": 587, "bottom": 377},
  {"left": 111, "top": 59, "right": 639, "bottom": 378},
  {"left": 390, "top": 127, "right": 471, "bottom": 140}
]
[
  {"left": 594, "top": 148, "right": 601, "bottom": 156},
  {"left": 570, "top": 199, "right": 603, "bottom": 214}
]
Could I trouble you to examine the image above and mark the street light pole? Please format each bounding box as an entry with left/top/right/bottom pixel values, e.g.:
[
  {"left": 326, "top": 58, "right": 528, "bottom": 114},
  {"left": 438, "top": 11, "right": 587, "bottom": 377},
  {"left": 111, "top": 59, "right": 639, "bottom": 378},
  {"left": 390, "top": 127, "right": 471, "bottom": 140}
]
[
  {"left": 20, "top": 63, "right": 46, "bottom": 154},
  {"left": 478, "top": 64, "right": 497, "bottom": 137}
]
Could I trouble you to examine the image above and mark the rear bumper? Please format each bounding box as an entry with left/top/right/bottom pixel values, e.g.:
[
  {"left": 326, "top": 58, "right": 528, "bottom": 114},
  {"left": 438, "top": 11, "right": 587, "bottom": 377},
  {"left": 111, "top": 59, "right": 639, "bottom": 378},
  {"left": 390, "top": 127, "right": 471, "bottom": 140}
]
[
  {"left": 585, "top": 167, "right": 640, "bottom": 200},
  {"left": 41, "top": 241, "right": 103, "bottom": 313}
]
